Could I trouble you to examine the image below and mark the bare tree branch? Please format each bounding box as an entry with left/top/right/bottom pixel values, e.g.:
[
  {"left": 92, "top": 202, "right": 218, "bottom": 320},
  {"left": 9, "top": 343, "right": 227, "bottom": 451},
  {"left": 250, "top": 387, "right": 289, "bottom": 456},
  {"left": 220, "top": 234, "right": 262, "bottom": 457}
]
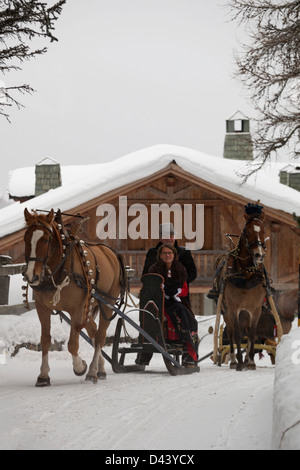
[
  {"left": 0, "top": 0, "right": 66, "bottom": 120},
  {"left": 229, "top": 0, "right": 300, "bottom": 181}
]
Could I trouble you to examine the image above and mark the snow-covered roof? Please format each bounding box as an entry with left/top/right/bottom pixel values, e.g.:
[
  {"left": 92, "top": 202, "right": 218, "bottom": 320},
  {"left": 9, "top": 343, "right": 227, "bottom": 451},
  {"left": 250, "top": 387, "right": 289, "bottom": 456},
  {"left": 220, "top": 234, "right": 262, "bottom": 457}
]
[
  {"left": 1, "top": 144, "right": 300, "bottom": 238},
  {"left": 8, "top": 163, "right": 98, "bottom": 198},
  {"left": 280, "top": 164, "right": 300, "bottom": 173}
]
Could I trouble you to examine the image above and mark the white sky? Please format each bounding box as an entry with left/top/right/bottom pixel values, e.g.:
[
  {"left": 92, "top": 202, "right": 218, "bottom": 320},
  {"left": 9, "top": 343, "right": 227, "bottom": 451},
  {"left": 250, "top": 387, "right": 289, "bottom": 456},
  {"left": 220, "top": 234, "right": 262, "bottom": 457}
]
[{"left": 0, "top": 0, "right": 254, "bottom": 193}]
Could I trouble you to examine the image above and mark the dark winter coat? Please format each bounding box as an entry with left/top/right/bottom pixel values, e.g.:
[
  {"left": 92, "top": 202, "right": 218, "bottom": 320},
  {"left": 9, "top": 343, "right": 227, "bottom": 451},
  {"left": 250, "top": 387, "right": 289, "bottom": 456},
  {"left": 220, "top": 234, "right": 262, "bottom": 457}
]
[
  {"left": 148, "top": 258, "right": 199, "bottom": 362},
  {"left": 148, "top": 259, "right": 191, "bottom": 313}
]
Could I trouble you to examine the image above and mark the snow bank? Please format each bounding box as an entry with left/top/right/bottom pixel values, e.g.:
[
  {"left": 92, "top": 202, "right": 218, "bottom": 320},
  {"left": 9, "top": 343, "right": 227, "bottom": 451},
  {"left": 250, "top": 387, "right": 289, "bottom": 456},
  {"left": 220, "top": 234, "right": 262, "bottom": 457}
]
[
  {"left": 272, "top": 327, "right": 300, "bottom": 450},
  {"left": 0, "top": 310, "right": 68, "bottom": 353},
  {"left": 0, "top": 295, "right": 141, "bottom": 355}
]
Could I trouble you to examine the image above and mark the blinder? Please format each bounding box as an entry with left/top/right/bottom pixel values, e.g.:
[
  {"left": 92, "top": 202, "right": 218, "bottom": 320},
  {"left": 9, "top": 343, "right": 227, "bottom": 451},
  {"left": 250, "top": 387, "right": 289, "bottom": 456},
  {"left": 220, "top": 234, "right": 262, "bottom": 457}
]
[
  {"left": 24, "top": 223, "right": 54, "bottom": 273},
  {"left": 244, "top": 238, "right": 267, "bottom": 251}
]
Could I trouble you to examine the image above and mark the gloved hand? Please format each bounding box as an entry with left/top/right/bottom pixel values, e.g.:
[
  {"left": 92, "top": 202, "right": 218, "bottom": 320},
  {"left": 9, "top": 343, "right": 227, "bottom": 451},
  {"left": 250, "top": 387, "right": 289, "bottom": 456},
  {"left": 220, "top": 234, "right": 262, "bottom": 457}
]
[{"left": 165, "top": 281, "right": 181, "bottom": 297}]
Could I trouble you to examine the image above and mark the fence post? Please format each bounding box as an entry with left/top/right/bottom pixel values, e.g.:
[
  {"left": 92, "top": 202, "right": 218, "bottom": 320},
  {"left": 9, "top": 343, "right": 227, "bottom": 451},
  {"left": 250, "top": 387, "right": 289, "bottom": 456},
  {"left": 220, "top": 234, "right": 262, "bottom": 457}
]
[
  {"left": 0, "top": 255, "right": 12, "bottom": 305},
  {"left": 125, "top": 266, "right": 134, "bottom": 292}
]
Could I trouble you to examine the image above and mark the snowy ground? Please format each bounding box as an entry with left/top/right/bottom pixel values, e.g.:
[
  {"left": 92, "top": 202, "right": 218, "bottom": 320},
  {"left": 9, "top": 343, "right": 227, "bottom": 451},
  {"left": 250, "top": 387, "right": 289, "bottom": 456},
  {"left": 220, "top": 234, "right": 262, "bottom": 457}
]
[{"left": 0, "top": 308, "right": 275, "bottom": 451}]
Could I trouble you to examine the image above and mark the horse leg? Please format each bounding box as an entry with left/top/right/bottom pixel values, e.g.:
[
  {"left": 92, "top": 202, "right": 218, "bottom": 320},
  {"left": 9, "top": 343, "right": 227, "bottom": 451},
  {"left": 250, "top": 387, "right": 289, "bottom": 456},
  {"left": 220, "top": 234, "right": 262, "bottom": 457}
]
[
  {"left": 85, "top": 345, "right": 106, "bottom": 383},
  {"left": 86, "top": 342, "right": 102, "bottom": 383},
  {"left": 97, "top": 350, "right": 106, "bottom": 379},
  {"left": 86, "top": 307, "right": 111, "bottom": 383},
  {"left": 245, "top": 338, "right": 256, "bottom": 370},
  {"left": 245, "top": 316, "right": 259, "bottom": 370},
  {"left": 226, "top": 324, "right": 238, "bottom": 370},
  {"left": 226, "top": 311, "right": 243, "bottom": 370},
  {"left": 35, "top": 305, "right": 52, "bottom": 387},
  {"left": 234, "top": 313, "right": 244, "bottom": 371},
  {"left": 68, "top": 318, "right": 87, "bottom": 377}
]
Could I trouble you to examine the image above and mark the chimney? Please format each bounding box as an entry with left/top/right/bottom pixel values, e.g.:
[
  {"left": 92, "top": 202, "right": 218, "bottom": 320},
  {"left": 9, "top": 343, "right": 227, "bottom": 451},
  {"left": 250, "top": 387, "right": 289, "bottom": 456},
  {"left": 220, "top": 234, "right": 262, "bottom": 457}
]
[
  {"left": 35, "top": 157, "right": 62, "bottom": 196},
  {"left": 223, "top": 111, "right": 253, "bottom": 161},
  {"left": 279, "top": 165, "right": 300, "bottom": 192}
]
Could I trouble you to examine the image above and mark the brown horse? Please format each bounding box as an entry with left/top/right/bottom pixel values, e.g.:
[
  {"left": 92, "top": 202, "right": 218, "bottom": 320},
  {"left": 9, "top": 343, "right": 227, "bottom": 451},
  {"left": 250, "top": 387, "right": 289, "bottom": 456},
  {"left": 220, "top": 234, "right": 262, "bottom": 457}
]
[
  {"left": 23, "top": 208, "right": 126, "bottom": 386},
  {"left": 217, "top": 204, "right": 268, "bottom": 371}
]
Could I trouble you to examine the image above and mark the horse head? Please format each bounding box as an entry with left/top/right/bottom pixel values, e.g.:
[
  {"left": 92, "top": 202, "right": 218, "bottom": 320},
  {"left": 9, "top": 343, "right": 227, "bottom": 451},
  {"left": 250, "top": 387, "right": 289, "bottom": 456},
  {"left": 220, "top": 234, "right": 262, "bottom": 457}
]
[
  {"left": 243, "top": 212, "right": 266, "bottom": 266},
  {"left": 23, "top": 208, "right": 55, "bottom": 286}
]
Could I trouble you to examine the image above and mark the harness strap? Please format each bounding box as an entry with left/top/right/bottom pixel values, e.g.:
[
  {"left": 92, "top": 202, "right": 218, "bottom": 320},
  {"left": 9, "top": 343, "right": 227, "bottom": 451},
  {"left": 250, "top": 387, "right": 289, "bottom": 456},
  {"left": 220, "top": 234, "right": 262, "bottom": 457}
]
[
  {"left": 26, "top": 257, "right": 47, "bottom": 263},
  {"left": 71, "top": 274, "right": 120, "bottom": 323}
]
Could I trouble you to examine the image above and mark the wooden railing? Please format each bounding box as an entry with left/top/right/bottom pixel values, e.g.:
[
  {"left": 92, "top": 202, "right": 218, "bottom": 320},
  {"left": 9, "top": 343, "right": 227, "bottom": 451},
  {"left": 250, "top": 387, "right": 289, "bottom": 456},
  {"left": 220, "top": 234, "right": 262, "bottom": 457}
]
[
  {"left": 0, "top": 257, "right": 35, "bottom": 315},
  {"left": 120, "top": 250, "right": 225, "bottom": 284}
]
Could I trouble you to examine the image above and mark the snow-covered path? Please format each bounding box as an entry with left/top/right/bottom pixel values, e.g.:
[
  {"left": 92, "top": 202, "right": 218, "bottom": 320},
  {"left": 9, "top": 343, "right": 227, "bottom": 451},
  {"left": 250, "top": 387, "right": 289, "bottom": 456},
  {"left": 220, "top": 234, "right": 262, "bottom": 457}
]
[{"left": 0, "top": 344, "right": 274, "bottom": 450}]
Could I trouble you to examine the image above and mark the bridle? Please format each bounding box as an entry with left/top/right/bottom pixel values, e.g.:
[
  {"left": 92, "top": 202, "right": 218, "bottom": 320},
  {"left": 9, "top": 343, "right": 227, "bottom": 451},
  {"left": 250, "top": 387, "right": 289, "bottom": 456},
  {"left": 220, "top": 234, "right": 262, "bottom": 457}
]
[
  {"left": 243, "top": 218, "right": 266, "bottom": 254},
  {"left": 25, "top": 222, "right": 54, "bottom": 266},
  {"left": 24, "top": 220, "right": 65, "bottom": 285}
]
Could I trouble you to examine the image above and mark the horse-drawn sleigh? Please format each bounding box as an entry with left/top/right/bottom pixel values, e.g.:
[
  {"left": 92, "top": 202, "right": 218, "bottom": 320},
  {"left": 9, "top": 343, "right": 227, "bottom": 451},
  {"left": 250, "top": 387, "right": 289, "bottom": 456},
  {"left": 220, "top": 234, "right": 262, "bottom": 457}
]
[
  {"left": 22, "top": 202, "right": 289, "bottom": 385},
  {"left": 22, "top": 208, "right": 200, "bottom": 386}
]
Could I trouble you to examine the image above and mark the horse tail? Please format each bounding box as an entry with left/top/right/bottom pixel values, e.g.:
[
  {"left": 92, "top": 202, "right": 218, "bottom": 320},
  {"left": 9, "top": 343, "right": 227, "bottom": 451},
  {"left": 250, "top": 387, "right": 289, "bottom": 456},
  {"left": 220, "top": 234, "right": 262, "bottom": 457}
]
[{"left": 213, "top": 252, "right": 230, "bottom": 294}]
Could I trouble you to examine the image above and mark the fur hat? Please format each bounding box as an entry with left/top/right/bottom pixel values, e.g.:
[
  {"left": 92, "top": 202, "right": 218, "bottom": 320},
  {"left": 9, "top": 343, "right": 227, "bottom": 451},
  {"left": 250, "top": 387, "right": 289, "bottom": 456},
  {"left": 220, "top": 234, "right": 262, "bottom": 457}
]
[{"left": 159, "top": 223, "right": 176, "bottom": 238}]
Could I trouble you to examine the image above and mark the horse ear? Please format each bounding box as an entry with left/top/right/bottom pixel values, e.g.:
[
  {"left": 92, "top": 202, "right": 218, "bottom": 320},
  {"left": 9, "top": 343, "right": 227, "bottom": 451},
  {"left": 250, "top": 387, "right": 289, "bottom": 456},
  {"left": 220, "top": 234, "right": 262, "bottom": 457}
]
[
  {"left": 24, "top": 208, "right": 31, "bottom": 223},
  {"left": 46, "top": 209, "right": 55, "bottom": 224}
]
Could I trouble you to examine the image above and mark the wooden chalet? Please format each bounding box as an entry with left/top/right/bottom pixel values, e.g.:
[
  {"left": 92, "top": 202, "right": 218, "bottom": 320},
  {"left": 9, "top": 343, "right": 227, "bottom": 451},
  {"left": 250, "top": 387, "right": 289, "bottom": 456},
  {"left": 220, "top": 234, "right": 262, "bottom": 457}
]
[{"left": 0, "top": 143, "right": 299, "bottom": 316}]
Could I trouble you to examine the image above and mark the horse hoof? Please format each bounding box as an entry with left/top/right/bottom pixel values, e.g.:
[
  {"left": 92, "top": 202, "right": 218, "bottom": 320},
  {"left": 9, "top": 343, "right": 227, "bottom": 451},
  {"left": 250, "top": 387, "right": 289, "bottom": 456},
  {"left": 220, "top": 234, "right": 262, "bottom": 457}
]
[
  {"left": 246, "top": 363, "right": 256, "bottom": 370},
  {"left": 85, "top": 374, "right": 98, "bottom": 384},
  {"left": 230, "top": 362, "right": 237, "bottom": 370},
  {"left": 97, "top": 372, "right": 107, "bottom": 380},
  {"left": 236, "top": 364, "right": 244, "bottom": 371},
  {"left": 73, "top": 360, "right": 87, "bottom": 377},
  {"left": 35, "top": 377, "right": 51, "bottom": 387}
]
